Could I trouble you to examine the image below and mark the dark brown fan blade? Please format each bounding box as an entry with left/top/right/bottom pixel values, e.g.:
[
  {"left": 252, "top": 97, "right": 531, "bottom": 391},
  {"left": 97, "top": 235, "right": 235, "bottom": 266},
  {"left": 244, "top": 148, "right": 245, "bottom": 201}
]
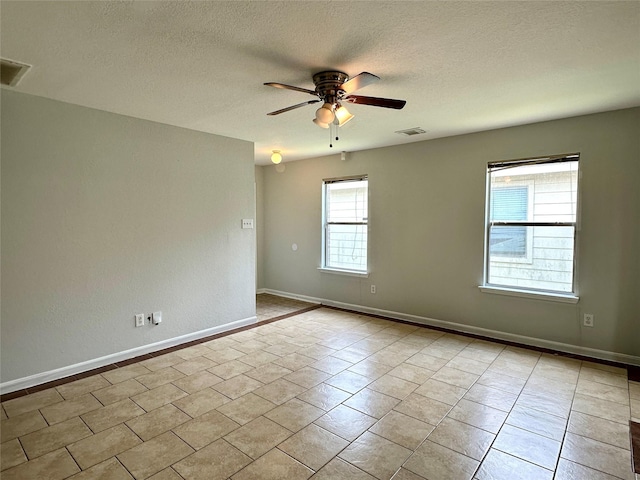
[
  {"left": 344, "top": 95, "right": 406, "bottom": 109},
  {"left": 341, "top": 72, "right": 380, "bottom": 94},
  {"left": 267, "top": 100, "right": 320, "bottom": 116},
  {"left": 264, "top": 82, "right": 317, "bottom": 96}
]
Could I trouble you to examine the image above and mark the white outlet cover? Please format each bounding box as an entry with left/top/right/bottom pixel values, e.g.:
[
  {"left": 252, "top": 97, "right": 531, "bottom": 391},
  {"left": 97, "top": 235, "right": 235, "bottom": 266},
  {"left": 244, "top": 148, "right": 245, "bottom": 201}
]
[{"left": 152, "top": 311, "right": 162, "bottom": 325}]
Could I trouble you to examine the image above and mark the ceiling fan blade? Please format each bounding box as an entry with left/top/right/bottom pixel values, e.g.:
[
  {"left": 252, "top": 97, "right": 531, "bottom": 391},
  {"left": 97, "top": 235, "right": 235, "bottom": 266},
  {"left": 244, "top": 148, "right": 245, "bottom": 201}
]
[
  {"left": 344, "top": 95, "right": 406, "bottom": 109},
  {"left": 341, "top": 72, "right": 380, "bottom": 94},
  {"left": 264, "top": 82, "right": 317, "bottom": 96},
  {"left": 267, "top": 100, "right": 320, "bottom": 116}
]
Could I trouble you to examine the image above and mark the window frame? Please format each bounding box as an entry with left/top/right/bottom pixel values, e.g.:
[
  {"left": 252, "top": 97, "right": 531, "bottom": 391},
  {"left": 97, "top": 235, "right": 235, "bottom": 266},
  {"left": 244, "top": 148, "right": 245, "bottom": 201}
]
[
  {"left": 320, "top": 175, "right": 369, "bottom": 275},
  {"left": 482, "top": 153, "right": 580, "bottom": 300}
]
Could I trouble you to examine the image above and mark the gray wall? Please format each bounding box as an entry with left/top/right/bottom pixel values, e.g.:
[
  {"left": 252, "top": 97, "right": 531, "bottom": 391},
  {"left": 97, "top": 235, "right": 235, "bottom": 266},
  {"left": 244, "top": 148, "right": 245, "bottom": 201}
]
[
  {"left": 255, "top": 166, "right": 265, "bottom": 290},
  {"left": 1, "top": 90, "right": 256, "bottom": 382},
  {"left": 260, "top": 107, "right": 640, "bottom": 358}
]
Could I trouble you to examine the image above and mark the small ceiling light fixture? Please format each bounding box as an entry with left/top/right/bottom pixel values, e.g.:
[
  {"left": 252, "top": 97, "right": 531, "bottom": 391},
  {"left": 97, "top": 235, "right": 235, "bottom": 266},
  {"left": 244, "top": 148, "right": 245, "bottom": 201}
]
[
  {"left": 315, "top": 103, "right": 335, "bottom": 124},
  {"left": 270, "top": 150, "right": 282, "bottom": 164},
  {"left": 333, "top": 105, "right": 354, "bottom": 126}
]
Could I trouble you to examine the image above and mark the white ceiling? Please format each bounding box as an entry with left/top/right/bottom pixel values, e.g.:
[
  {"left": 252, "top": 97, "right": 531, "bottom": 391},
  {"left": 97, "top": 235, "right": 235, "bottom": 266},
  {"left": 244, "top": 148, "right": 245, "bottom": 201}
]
[{"left": 2, "top": 1, "right": 639, "bottom": 165}]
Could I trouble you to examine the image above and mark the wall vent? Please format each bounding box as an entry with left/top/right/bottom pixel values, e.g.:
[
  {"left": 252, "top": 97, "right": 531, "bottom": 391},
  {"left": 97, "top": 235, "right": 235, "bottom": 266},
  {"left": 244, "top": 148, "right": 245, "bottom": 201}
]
[
  {"left": 1, "top": 58, "right": 31, "bottom": 87},
  {"left": 395, "top": 127, "right": 427, "bottom": 136}
]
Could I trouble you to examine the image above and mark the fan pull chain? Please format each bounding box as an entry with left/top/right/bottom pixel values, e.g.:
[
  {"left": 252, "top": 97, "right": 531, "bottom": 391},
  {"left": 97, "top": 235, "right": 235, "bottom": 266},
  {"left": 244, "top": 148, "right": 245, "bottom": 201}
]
[{"left": 329, "top": 124, "right": 332, "bottom": 148}]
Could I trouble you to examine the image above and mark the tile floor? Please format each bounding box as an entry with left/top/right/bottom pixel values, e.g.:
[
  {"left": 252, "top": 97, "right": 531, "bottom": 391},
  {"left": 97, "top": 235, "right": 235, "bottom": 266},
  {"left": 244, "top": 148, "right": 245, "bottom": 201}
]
[{"left": 1, "top": 305, "right": 639, "bottom": 480}]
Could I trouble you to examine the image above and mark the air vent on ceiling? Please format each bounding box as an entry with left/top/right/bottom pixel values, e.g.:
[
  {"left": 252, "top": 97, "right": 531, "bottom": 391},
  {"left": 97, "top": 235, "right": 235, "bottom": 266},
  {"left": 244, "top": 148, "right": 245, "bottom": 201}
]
[
  {"left": 395, "top": 127, "right": 427, "bottom": 136},
  {"left": 1, "top": 58, "right": 31, "bottom": 87}
]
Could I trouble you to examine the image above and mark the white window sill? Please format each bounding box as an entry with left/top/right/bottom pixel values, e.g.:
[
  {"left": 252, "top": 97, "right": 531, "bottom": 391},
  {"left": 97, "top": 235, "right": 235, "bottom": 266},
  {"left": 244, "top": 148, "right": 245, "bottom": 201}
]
[
  {"left": 478, "top": 285, "right": 579, "bottom": 304},
  {"left": 318, "top": 267, "right": 369, "bottom": 278}
]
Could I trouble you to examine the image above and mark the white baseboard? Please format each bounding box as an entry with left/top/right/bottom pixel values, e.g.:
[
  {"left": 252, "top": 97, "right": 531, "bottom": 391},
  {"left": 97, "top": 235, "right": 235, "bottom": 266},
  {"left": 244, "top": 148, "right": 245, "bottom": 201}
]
[
  {"left": 263, "top": 290, "right": 640, "bottom": 367},
  {"left": 0, "top": 316, "right": 257, "bottom": 395}
]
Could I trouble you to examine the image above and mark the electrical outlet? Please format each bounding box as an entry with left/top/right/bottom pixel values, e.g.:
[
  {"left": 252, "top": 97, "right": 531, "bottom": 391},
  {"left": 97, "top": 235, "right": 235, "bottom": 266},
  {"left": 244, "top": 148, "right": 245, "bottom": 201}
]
[
  {"left": 241, "top": 219, "right": 254, "bottom": 229},
  {"left": 370, "top": 285, "right": 376, "bottom": 294},
  {"left": 583, "top": 313, "right": 594, "bottom": 327},
  {"left": 135, "top": 314, "right": 145, "bottom": 327}
]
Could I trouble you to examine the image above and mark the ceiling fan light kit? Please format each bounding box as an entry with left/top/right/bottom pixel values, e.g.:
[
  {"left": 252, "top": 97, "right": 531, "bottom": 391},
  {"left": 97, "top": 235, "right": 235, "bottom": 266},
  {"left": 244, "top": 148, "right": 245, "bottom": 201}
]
[
  {"left": 265, "top": 70, "right": 406, "bottom": 145},
  {"left": 270, "top": 150, "right": 282, "bottom": 164}
]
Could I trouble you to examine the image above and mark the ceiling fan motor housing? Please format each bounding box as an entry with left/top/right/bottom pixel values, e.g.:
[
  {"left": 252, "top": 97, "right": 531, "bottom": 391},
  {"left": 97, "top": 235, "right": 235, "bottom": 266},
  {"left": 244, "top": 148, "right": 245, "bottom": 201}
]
[{"left": 313, "top": 71, "right": 349, "bottom": 103}]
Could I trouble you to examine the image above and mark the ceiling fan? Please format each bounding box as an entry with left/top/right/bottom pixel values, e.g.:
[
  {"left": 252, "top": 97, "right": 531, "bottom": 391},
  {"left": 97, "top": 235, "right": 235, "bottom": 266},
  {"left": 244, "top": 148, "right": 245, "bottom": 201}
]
[{"left": 264, "top": 71, "right": 406, "bottom": 129}]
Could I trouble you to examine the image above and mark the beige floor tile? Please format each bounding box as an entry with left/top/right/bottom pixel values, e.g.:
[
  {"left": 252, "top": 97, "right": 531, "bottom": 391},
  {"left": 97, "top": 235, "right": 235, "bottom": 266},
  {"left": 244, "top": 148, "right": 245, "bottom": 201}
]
[
  {"left": 387, "top": 364, "right": 435, "bottom": 384},
  {"left": 475, "top": 449, "right": 553, "bottom": 480},
  {"left": 273, "top": 352, "right": 317, "bottom": 371},
  {"left": 463, "top": 383, "right": 518, "bottom": 412},
  {"left": 579, "top": 367, "right": 628, "bottom": 389},
  {"left": 311, "top": 457, "right": 377, "bottom": 480},
  {"left": 445, "top": 355, "right": 490, "bottom": 376},
  {"left": 285, "top": 366, "right": 332, "bottom": 389},
  {"left": 1, "top": 438, "right": 27, "bottom": 471},
  {"left": 173, "top": 387, "right": 230, "bottom": 417},
  {"left": 67, "top": 457, "right": 134, "bottom": 479},
  {"left": 568, "top": 410, "right": 631, "bottom": 449},
  {"left": 311, "top": 356, "right": 353, "bottom": 375},
  {"left": 344, "top": 388, "right": 400, "bottom": 419},
  {"left": 394, "top": 392, "right": 451, "bottom": 425},
  {"left": 576, "top": 378, "right": 630, "bottom": 405},
  {"left": 367, "top": 374, "right": 419, "bottom": 400},
  {"left": 173, "top": 438, "right": 252, "bottom": 480},
  {"left": 117, "top": 431, "right": 195, "bottom": 479},
  {"left": 216, "top": 392, "right": 277, "bottom": 425},
  {"left": 369, "top": 410, "right": 434, "bottom": 450},
  {"left": 2, "top": 388, "right": 63, "bottom": 417},
  {"left": 172, "top": 356, "right": 217, "bottom": 376},
  {"left": 515, "top": 390, "right": 572, "bottom": 419},
  {"left": 40, "top": 393, "right": 102, "bottom": 425},
  {"left": 212, "top": 374, "right": 263, "bottom": 399},
  {"left": 264, "top": 398, "right": 325, "bottom": 432},
  {"left": 405, "top": 353, "right": 449, "bottom": 371},
  {"left": 330, "top": 348, "right": 370, "bottom": 364},
  {"left": 224, "top": 416, "right": 292, "bottom": 459},
  {"left": 1, "top": 406, "right": 8, "bottom": 420},
  {"left": 554, "top": 458, "right": 622, "bottom": 480},
  {"left": 414, "top": 378, "right": 467, "bottom": 406},
  {"left": 366, "top": 350, "right": 412, "bottom": 368},
  {"left": 427, "top": 417, "right": 494, "bottom": 461},
  {"left": 244, "top": 363, "right": 292, "bottom": 384},
  {"left": 314, "top": 404, "right": 377, "bottom": 441},
  {"left": 404, "top": 440, "right": 478, "bottom": 480},
  {"left": 253, "top": 378, "right": 307, "bottom": 405},
  {"left": 20, "top": 416, "right": 92, "bottom": 459},
  {"left": 147, "top": 468, "right": 183, "bottom": 480},
  {"left": 0, "top": 409, "right": 48, "bottom": 442},
  {"left": 430, "top": 366, "right": 479, "bottom": 390},
  {"left": 531, "top": 363, "right": 580, "bottom": 385},
  {"left": 390, "top": 467, "right": 428, "bottom": 479},
  {"left": 325, "top": 370, "right": 373, "bottom": 394},
  {"left": 173, "top": 409, "right": 240, "bottom": 450},
  {"left": 138, "top": 354, "right": 185, "bottom": 373},
  {"left": 493, "top": 424, "right": 561, "bottom": 470},
  {"left": 102, "top": 363, "right": 153, "bottom": 384},
  {"left": 238, "top": 350, "right": 280, "bottom": 367},
  {"left": 126, "top": 403, "right": 191, "bottom": 441},
  {"left": 560, "top": 432, "right": 635, "bottom": 480},
  {"left": 67, "top": 424, "right": 141, "bottom": 470},
  {"left": 175, "top": 344, "right": 214, "bottom": 361},
  {"left": 56, "top": 375, "right": 110, "bottom": 400},
  {"left": 136, "top": 367, "right": 185, "bottom": 390},
  {"left": 447, "top": 399, "right": 507, "bottom": 434},
  {"left": 131, "top": 383, "right": 188, "bottom": 412},
  {"left": 231, "top": 447, "right": 313, "bottom": 480},
  {"left": 204, "top": 347, "right": 246, "bottom": 364},
  {"left": 581, "top": 361, "right": 626, "bottom": 376},
  {"left": 486, "top": 360, "right": 534, "bottom": 380},
  {"left": 524, "top": 373, "right": 576, "bottom": 398},
  {"left": 81, "top": 398, "right": 145, "bottom": 433},
  {"left": 339, "top": 431, "right": 412, "bottom": 480},
  {"left": 629, "top": 381, "right": 640, "bottom": 400},
  {"left": 571, "top": 392, "right": 631, "bottom": 424},
  {"left": 92, "top": 378, "right": 148, "bottom": 406},
  {"left": 279, "top": 423, "right": 349, "bottom": 470},
  {"left": 476, "top": 370, "right": 526, "bottom": 395},
  {"left": 0, "top": 448, "right": 80, "bottom": 480},
  {"left": 348, "top": 359, "right": 394, "bottom": 380},
  {"left": 302, "top": 344, "right": 338, "bottom": 360},
  {"left": 505, "top": 405, "right": 567, "bottom": 441},
  {"left": 170, "top": 370, "right": 223, "bottom": 394},
  {"left": 296, "top": 383, "right": 352, "bottom": 411}
]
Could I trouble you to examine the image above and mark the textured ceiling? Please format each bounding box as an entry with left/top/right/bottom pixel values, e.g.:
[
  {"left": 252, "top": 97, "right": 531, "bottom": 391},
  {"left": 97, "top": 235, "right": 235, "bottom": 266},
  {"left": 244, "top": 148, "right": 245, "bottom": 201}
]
[{"left": 2, "top": 1, "right": 639, "bottom": 165}]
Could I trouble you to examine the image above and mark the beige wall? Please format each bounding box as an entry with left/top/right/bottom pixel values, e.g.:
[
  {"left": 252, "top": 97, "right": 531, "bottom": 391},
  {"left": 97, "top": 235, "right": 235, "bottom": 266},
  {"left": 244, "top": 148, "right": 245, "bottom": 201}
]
[
  {"left": 260, "top": 107, "right": 640, "bottom": 358},
  {"left": 255, "top": 166, "right": 265, "bottom": 290},
  {"left": 1, "top": 90, "right": 256, "bottom": 383}
]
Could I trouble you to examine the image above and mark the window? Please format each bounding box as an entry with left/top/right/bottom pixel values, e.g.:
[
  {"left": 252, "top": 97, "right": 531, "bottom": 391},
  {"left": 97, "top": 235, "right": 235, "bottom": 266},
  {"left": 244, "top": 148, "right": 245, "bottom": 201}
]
[
  {"left": 322, "top": 175, "right": 368, "bottom": 273},
  {"left": 484, "top": 154, "right": 579, "bottom": 295}
]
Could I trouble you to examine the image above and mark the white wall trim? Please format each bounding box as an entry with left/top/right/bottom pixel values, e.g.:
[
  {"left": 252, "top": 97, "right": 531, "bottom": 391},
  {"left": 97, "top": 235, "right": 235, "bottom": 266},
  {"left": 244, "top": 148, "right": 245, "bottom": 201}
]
[
  {"left": 260, "top": 289, "right": 322, "bottom": 305},
  {"left": 1, "top": 316, "right": 257, "bottom": 395},
  {"left": 263, "top": 289, "right": 640, "bottom": 367}
]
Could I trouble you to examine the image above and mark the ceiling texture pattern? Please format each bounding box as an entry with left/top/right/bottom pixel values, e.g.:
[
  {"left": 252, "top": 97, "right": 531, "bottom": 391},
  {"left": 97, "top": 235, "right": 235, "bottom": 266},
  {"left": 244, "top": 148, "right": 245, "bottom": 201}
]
[{"left": 1, "top": 1, "right": 639, "bottom": 164}]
